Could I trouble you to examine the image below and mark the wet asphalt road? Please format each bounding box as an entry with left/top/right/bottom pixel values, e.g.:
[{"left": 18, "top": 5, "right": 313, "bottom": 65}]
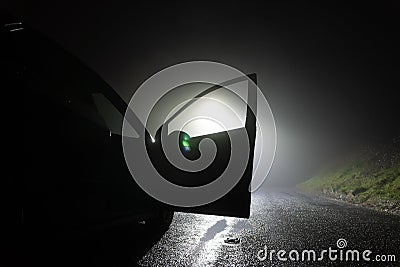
[
  {"left": 134, "top": 189, "right": 399, "bottom": 266},
  {"left": 34, "top": 189, "right": 399, "bottom": 266}
]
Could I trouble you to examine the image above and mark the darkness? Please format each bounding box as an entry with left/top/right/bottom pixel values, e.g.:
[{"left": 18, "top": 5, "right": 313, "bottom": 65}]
[{"left": 4, "top": 1, "right": 400, "bottom": 186}]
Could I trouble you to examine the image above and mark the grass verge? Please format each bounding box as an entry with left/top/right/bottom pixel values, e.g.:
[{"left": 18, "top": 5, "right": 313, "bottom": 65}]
[{"left": 298, "top": 137, "right": 400, "bottom": 215}]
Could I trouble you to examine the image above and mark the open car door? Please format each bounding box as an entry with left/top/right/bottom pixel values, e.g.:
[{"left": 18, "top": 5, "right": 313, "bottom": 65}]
[{"left": 131, "top": 74, "right": 258, "bottom": 218}]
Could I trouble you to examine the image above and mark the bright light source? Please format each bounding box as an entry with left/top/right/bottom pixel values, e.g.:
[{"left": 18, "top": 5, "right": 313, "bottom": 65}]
[
  {"left": 181, "top": 117, "right": 227, "bottom": 138},
  {"left": 167, "top": 91, "right": 246, "bottom": 138}
]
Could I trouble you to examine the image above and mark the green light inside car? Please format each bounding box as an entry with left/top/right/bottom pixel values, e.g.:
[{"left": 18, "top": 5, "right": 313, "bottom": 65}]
[
  {"left": 182, "top": 133, "right": 191, "bottom": 151},
  {"left": 182, "top": 140, "right": 190, "bottom": 147}
]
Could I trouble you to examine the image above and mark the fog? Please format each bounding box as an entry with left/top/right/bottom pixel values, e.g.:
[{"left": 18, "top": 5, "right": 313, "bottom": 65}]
[{"left": 7, "top": 1, "right": 399, "bottom": 187}]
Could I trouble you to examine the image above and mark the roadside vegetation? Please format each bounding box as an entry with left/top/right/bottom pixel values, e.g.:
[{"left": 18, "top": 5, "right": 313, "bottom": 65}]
[{"left": 298, "top": 137, "right": 400, "bottom": 215}]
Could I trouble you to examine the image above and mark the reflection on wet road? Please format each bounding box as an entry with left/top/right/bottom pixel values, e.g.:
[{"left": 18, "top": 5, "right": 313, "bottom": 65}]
[{"left": 136, "top": 190, "right": 400, "bottom": 266}]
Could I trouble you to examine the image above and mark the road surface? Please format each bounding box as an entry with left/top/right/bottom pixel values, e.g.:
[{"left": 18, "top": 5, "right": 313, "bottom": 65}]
[
  {"left": 33, "top": 189, "right": 400, "bottom": 266},
  {"left": 133, "top": 190, "right": 399, "bottom": 266}
]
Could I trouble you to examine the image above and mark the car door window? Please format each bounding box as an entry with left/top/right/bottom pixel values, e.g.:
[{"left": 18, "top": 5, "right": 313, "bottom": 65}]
[{"left": 92, "top": 93, "right": 139, "bottom": 138}]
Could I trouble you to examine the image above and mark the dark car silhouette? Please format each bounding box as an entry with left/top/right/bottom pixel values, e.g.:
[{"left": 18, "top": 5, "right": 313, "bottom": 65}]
[{"left": 4, "top": 20, "right": 257, "bottom": 240}]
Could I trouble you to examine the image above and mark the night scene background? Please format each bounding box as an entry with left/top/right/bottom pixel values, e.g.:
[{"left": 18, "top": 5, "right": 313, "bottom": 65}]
[{"left": 3, "top": 1, "right": 400, "bottom": 266}]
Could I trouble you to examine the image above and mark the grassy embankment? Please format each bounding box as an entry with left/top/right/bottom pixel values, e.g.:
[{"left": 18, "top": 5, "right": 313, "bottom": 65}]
[{"left": 298, "top": 137, "right": 400, "bottom": 214}]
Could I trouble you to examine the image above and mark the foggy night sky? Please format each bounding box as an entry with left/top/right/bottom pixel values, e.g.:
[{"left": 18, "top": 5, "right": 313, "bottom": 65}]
[{"left": 5, "top": 1, "right": 400, "bottom": 186}]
